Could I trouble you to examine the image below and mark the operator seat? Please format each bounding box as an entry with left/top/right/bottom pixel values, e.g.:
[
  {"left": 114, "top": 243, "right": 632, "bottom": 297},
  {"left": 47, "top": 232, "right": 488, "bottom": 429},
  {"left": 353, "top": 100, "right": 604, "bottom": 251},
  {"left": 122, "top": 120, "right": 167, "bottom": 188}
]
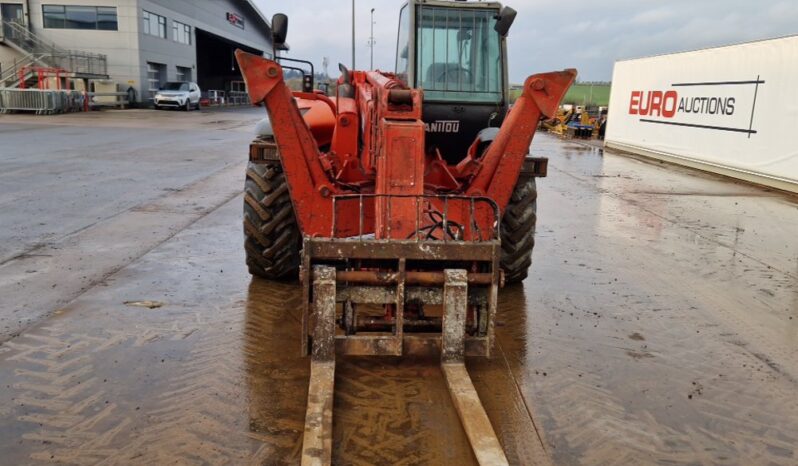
[{"left": 425, "top": 63, "right": 472, "bottom": 89}]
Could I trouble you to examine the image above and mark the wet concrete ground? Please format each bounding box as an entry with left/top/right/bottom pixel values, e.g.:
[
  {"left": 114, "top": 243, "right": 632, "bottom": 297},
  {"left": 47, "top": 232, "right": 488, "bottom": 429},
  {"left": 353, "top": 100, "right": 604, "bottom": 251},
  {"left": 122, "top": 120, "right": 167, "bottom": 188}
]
[
  {"left": 0, "top": 108, "right": 259, "bottom": 340},
  {"left": 0, "top": 110, "right": 797, "bottom": 465}
]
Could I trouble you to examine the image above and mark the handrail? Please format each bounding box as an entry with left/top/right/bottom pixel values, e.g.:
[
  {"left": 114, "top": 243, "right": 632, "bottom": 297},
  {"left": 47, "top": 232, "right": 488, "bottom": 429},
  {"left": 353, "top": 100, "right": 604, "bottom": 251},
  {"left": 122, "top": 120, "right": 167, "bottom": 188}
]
[
  {"left": 0, "top": 52, "right": 54, "bottom": 84},
  {"left": 2, "top": 19, "right": 69, "bottom": 56},
  {"left": 1, "top": 20, "right": 108, "bottom": 78},
  {"left": 0, "top": 55, "right": 33, "bottom": 83}
]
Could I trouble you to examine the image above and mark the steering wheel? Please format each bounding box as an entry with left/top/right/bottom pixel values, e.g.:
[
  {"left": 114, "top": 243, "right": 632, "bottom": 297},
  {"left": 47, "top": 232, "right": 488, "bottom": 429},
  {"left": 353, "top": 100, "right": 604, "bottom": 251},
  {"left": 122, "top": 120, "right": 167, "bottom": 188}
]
[{"left": 435, "top": 67, "right": 472, "bottom": 85}]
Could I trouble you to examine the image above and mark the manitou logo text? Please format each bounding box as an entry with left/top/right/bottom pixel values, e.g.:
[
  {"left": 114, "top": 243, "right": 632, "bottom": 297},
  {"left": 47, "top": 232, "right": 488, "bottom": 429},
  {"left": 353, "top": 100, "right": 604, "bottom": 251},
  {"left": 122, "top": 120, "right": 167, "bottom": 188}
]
[
  {"left": 425, "top": 120, "right": 460, "bottom": 133},
  {"left": 629, "top": 91, "right": 736, "bottom": 118}
]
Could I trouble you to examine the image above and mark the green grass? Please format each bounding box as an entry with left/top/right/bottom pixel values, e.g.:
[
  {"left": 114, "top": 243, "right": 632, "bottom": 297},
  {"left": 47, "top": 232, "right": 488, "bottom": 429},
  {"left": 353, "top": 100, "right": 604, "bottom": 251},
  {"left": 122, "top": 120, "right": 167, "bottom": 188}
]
[{"left": 510, "top": 83, "right": 611, "bottom": 107}]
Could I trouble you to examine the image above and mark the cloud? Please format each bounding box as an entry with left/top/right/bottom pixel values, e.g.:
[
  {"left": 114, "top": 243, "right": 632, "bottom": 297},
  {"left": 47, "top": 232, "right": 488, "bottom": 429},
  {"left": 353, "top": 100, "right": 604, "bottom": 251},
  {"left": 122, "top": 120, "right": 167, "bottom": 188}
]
[
  {"left": 629, "top": 8, "right": 675, "bottom": 25},
  {"left": 255, "top": 0, "right": 798, "bottom": 82}
]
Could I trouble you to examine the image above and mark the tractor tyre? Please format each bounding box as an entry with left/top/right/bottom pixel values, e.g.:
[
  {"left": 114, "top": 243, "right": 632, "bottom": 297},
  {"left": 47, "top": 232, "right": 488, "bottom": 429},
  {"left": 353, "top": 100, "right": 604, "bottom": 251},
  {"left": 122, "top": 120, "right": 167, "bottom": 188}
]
[
  {"left": 243, "top": 161, "right": 301, "bottom": 280},
  {"left": 500, "top": 175, "right": 538, "bottom": 284}
]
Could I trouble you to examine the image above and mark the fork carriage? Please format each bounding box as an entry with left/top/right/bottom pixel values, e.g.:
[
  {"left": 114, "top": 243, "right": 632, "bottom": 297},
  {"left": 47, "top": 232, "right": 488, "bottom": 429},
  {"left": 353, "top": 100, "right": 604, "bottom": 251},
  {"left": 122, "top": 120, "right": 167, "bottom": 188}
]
[
  {"left": 297, "top": 193, "right": 511, "bottom": 465},
  {"left": 301, "top": 193, "right": 502, "bottom": 359}
]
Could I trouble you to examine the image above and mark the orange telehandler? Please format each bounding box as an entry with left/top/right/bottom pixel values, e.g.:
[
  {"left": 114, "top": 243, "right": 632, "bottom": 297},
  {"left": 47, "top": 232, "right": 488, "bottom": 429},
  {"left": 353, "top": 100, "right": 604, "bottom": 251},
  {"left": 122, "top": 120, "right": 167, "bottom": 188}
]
[{"left": 237, "top": 1, "right": 575, "bottom": 463}]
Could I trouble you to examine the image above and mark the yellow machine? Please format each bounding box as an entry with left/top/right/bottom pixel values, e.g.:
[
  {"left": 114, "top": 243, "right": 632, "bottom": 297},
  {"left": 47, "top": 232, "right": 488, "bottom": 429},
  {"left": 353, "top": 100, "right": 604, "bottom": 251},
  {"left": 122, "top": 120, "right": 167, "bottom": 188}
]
[{"left": 541, "top": 107, "right": 574, "bottom": 135}]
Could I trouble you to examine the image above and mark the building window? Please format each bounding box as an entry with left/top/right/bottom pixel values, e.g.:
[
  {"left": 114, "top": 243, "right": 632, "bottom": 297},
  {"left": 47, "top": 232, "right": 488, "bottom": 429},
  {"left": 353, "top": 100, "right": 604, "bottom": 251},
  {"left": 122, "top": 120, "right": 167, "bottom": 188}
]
[
  {"left": 97, "top": 7, "right": 117, "bottom": 30},
  {"left": 147, "top": 62, "right": 164, "bottom": 98},
  {"left": 176, "top": 66, "right": 191, "bottom": 82},
  {"left": 172, "top": 20, "right": 191, "bottom": 45},
  {"left": 142, "top": 10, "right": 166, "bottom": 38},
  {"left": 42, "top": 5, "right": 118, "bottom": 31}
]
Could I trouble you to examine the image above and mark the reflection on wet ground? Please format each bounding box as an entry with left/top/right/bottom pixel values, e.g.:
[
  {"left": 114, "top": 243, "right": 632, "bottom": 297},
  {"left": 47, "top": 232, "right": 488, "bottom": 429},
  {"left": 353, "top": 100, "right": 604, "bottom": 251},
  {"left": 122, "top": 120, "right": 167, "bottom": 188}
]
[{"left": 0, "top": 134, "right": 796, "bottom": 465}]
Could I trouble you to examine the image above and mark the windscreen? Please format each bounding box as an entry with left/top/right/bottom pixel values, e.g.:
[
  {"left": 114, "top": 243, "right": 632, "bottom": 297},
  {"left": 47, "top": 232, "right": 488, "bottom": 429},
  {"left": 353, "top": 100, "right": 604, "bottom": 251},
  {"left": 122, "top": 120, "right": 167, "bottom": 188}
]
[
  {"left": 416, "top": 6, "right": 502, "bottom": 103},
  {"left": 161, "top": 82, "right": 189, "bottom": 91}
]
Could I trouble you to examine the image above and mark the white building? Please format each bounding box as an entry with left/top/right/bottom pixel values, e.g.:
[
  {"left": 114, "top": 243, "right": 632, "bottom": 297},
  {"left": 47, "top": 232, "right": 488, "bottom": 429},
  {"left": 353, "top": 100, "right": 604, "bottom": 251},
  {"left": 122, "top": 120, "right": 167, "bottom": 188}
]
[{"left": 0, "top": 0, "right": 276, "bottom": 103}]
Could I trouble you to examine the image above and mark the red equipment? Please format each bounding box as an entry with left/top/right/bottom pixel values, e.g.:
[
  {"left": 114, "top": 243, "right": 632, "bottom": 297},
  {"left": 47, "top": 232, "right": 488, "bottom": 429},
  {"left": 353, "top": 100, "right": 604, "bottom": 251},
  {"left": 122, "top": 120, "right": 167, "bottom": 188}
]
[
  {"left": 239, "top": 51, "right": 573, "bottom": 242},
  {"left": 18, "top": 66, "right": 65, "bottom": 89}
]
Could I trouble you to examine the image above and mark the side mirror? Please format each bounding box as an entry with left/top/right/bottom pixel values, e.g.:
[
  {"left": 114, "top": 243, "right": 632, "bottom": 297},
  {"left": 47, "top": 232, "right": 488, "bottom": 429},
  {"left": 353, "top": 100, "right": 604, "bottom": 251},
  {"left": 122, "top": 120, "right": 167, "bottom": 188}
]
[
  {"left": 494, "top": 6, "right": 516, "bottom": 37},
  {"left": 272, "top": 13, "right": 288, "bottom": 45}
]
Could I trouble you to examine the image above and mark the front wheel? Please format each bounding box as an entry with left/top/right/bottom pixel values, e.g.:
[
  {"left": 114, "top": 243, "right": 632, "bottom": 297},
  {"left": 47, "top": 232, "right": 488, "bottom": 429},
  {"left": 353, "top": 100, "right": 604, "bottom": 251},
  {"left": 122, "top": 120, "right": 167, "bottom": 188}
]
[
  {"left": 184, "top": 101, "right": 190, "bottom": 111},
  {"left": 500, "top": 175, "right": 538, "bottom": 284},
  {"left": 243, "top": 161, "right": 301, "bottom": 279}
]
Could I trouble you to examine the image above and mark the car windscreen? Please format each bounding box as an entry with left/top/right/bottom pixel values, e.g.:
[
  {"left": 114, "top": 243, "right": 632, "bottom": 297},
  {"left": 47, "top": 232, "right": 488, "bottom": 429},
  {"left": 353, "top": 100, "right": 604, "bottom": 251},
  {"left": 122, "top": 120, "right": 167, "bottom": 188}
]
[{"left": 161, "top": 82, "right": 189, "bottom": 91}]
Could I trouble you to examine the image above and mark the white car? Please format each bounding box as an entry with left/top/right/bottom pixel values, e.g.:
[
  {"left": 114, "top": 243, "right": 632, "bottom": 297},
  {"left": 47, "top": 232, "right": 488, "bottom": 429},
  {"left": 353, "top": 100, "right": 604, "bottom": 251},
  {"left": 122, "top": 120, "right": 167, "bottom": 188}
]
[{"left": 153, "top": 82, "right": 201, "bottom": 111}]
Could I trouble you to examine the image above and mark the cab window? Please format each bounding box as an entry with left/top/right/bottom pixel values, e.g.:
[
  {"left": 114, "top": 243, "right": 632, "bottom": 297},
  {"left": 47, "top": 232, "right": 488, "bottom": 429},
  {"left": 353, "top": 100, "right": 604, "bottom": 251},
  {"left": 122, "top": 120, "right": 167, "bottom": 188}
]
[
  {"left": 395, "top": 5, "right": 410, "bottom": 84},
  {"left": 415, "top": 6, "right": 502, "bottom": 103}
]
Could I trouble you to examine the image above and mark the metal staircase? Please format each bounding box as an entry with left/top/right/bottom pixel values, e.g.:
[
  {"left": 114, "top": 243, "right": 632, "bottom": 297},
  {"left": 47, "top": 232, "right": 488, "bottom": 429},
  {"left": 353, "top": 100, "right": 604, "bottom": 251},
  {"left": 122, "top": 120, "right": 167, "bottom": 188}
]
[{"left": 0, "top": 19, "right": 108, "bottom": 88}]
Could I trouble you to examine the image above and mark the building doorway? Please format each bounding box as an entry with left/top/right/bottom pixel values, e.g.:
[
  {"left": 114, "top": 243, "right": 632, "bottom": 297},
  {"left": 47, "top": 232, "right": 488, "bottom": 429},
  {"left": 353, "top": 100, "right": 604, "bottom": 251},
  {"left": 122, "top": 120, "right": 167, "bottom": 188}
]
[
  {"left": 195, "top": 28, "right": 261, "bottom": 95},
  {"left": 146, "top": 62, "right": 165, "bottom": 100},
  {"left": 1, "top": 3, "right": 24, "bottom": 24}
]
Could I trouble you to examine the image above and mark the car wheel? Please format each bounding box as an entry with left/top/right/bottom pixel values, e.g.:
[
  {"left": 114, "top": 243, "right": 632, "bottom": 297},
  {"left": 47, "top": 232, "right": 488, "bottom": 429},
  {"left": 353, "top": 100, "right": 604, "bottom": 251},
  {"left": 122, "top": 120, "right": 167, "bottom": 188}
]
[{"left": 184, "top": 101, "right": 190, "bottom": 112}]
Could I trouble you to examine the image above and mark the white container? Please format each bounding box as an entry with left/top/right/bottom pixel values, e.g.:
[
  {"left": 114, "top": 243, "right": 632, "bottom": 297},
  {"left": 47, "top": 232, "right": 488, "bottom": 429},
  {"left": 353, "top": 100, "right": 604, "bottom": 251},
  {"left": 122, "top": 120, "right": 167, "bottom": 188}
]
[
  {"left": 605, "top": 35, "right": 798, "bottom": 193},
  {"left": 92, "top": 80, "right": 119, "bottom": 105}
]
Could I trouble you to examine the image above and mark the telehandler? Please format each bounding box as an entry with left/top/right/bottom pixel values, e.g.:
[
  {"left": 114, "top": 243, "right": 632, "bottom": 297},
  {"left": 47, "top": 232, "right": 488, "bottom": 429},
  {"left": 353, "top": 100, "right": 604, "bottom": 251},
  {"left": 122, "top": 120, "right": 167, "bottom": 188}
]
[{"left": 237, "top": 1, "right": 575, "bottom": 463}]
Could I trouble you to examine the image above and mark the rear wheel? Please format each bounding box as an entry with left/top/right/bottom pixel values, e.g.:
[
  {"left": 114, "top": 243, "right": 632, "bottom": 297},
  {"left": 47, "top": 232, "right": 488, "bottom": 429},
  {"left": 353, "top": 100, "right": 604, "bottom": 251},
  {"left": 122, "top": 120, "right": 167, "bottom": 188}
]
[
  {"left": 500, "top": 175, "right": 538, "bottom": 284},
  {"left": 244, "top": 161, "right": 301, "bottom": 279}
]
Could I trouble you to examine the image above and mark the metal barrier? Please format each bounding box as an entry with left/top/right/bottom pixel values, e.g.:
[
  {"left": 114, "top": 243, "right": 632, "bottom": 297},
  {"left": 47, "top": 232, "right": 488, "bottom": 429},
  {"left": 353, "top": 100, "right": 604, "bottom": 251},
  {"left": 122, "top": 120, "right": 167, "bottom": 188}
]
[
  {"left": 0, "top": 88, "right": 85, "bottom": 114},
  {"left": 203, "top": 90, "right": 249, "bottom": 106},
  {"left": 206, "top": 90, "right": 225, "bottom": 105},
  {"left": 227, "top": 91, "right": 249, "bottom": 106}
]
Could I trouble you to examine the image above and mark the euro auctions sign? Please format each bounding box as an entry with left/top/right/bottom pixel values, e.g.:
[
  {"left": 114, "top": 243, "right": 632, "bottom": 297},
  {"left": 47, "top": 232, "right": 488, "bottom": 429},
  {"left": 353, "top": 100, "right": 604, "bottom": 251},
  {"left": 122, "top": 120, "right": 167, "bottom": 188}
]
[
  {"left": 605, "top": 36, "right": 798, "bottom": 192},
  {"left": 627, "top": 79, "right": 761, "bottom": 136}
]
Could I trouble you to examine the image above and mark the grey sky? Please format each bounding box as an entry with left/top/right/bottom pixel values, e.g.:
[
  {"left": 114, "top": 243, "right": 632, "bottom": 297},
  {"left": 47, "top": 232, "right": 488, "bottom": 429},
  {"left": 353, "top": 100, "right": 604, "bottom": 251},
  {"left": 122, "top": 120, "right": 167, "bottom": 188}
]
[{"left": 254, "top": 0, "right": 798, "bottom": 83}]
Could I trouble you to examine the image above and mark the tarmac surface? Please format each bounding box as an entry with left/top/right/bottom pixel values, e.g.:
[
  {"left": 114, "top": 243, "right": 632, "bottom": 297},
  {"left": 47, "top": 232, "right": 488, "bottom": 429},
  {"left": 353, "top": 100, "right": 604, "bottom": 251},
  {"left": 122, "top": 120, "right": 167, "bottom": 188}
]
[{"left": 0, "top": 108, "right": 797, "bottom": 465}]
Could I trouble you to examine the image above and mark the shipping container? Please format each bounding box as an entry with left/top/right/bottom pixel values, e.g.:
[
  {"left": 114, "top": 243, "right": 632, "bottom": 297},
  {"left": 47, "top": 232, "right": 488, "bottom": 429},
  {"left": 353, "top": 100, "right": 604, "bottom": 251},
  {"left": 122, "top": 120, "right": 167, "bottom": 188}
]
[{"left": 605, "top": 35, "right": 798, "bottom": 193}]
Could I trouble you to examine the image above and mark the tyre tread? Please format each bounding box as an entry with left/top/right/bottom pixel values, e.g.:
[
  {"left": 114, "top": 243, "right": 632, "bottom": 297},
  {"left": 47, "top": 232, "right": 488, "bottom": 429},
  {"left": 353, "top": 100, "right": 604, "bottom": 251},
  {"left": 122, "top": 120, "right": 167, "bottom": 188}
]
[
  {"left": 500, "top": 176, "right": 538, "bottom": 284},
  {"left": 243, "top": 161, "right": 301, "bottom": 279}
]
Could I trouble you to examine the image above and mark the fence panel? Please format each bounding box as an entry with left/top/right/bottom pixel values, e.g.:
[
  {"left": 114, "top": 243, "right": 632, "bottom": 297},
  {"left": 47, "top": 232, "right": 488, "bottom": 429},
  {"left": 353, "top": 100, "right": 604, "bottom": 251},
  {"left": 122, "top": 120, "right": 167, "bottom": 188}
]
[{"left": 0, "top": 88, "right": 85, "bottom": 114}]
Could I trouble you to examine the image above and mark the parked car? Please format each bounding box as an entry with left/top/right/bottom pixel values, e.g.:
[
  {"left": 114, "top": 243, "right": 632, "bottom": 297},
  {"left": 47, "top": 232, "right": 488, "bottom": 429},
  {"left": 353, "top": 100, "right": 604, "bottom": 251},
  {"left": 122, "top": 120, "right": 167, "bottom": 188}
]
[{"left": 153, "top": 82, "right": 201, "bottom": 111}]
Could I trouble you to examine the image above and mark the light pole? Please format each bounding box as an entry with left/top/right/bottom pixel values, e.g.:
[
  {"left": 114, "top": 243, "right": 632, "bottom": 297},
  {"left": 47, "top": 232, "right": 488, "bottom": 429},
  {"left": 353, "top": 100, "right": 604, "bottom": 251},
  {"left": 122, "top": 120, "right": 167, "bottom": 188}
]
[
  {"left": 351, "top": 0, "right": 355, "bottom": 69},
  {"left": 369, "top": 8, "right": 375, "bottom": 69}
]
